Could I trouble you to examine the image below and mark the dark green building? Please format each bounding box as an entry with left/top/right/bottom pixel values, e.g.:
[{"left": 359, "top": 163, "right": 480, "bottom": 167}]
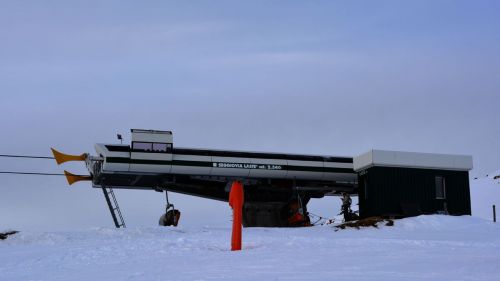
[{"left": 354, "top": 150, "right": 473, "bottom": 218}]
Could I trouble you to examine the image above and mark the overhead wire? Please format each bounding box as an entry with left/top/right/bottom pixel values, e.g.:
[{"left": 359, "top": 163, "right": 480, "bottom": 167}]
[
  {"left": 0, "top": 153, "right": 86, "bottom": 177},
  {"left": 0, "top": 171, "right": 65, "bottom": 176},
  {"left": 0, "top": 154, "right": 55, "bottom": 160},
  {"left": 308, "top": 212, "right": 336, "bottom": 226}
]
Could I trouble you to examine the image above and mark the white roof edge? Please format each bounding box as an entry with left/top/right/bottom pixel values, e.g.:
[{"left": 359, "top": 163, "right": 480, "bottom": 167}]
[
  {"left": 353, "top": 149, "right": 473, "bottom": 172},
  {"left": 131, "top": 129, "right": 172, "bottom": 134}
]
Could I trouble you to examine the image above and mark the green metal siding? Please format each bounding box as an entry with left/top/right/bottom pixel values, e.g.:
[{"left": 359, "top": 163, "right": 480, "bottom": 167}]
[{"left": 358, "top": 166, "right": 471, "bottom": 218}]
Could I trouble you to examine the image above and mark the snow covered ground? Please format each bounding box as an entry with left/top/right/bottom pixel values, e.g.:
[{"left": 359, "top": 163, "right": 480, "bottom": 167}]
[
  {"left": 1, "top": 216, "right": 499, "bottom": 281},
  {"left": 1, "top": 175, "right": 499, "bottom": 281}
]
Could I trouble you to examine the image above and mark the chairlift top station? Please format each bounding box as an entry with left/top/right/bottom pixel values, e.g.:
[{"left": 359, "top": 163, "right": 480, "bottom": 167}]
[{"left": 51, "top": 129, "right": 474, "bottom": 227}]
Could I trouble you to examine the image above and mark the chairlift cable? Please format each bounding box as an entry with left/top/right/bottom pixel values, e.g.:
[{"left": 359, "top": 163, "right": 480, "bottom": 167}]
[
  {"left": 0, "top": 171, "right": 87, "bottom": 177},
  {"left": 0, "top": 154, "right": 55, "bottom": 160},
  {"left": 308, "top": 212, "right": 336, "bottom": 226}
]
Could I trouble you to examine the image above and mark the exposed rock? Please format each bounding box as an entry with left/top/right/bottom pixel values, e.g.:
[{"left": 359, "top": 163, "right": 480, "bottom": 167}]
[{"left": 0, "top": 231, "right": 19, "bottom": 240}]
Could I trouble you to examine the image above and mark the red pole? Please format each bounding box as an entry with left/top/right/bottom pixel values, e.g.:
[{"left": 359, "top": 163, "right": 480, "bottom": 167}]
[{"left": 229, "top": 180, "right": 244, "bottom": 251}]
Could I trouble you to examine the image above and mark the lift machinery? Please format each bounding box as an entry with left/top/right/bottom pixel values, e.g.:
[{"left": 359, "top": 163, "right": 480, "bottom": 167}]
[{"left": 52, "top": 129, "right": 357, "bottom": 227}]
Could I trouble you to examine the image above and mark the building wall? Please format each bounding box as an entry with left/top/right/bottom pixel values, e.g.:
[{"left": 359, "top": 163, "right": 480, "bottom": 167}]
[{"left": 358, "top": 166, "right": 471, "bottom": 218}]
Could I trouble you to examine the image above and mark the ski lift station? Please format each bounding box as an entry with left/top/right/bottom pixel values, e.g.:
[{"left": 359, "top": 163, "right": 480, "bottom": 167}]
[
  {"left": 354, "top": 150, "right": 472, "bottom": 218},
  {"left": 52, "top": 129, "right": 473, "bottom": 228}
]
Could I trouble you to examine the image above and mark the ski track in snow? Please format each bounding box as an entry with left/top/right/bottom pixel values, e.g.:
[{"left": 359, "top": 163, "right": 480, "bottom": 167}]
[{"left": 1, "top": 177, "right": 500, "bottom": 281}]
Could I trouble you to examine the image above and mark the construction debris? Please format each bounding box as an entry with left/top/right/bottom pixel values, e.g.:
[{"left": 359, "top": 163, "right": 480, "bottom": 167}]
[{"left": 335, "top": 217, "right": 394, "bottom": 230}]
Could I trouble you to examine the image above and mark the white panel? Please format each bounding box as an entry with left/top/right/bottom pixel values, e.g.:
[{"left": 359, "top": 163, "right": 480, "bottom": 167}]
[
  {"left": 248, "top": 158, "right": 287, "bottom": 178},
  {"left": 95, "top": 144, "right": 130, "bottom": 157},
  {"left": 102, "top": 162, "right": 129, "bottom": 172},
  {"left": 94, "top": 144, "right": 107, "bottom": 156},
  {"left": 130, "top": 152, "right": 172, "bottom": 173},
  {"left": 131, "top": 130, "right": 173, "bottom": 143},
  {"left": 354, "top": 150, "right": 473, "bottom": 171},
  {"left": 173, "top": 154, "right": 211, "bottom": 161},
  {"left": 323, "top": 162, "right": 354, "bottom": 169},
  {"left": 322, "top": 162, "right": 355, "bottom": 181},
  {"left": 96, "top": 144, "right": 130, "bottom": 172},
  {"left": 353, "top": 150, "right": 373, "bottom": 171},
  {"left": 286, "top": 160, "right": 324, "bottom": 180},
  {"left": 171, "top": 154, "right": 212, "bottom": 175},
  {"left": 210, "top": 157, "right": 251, "bottom": 177}
]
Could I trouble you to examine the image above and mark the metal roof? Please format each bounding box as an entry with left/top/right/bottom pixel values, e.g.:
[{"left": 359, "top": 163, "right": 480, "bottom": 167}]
[{"left": 353, "top": 149, "right": 473, "bottom": 172}]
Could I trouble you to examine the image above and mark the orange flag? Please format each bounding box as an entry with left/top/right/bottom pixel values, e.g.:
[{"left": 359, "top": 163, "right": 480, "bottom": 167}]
[{"left": 229, "top": 180, "right": 244, "bottom": 251}]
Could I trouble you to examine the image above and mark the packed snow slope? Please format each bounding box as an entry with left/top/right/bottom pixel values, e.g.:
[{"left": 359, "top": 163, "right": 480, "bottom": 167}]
[
  {"left": 1, "top": 175, "right": 499, "bottom": 281},
  {"left": 1, "top": 216, "right": 499, "bottom": 281}
]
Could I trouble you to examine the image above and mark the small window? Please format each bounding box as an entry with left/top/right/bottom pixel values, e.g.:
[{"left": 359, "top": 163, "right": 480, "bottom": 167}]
[
  {"left": 364, "top": 177, "right": 368, "bottom": 199},
  {"left": 152, "top": 143, "right": 168, "bottom": 152},
  {"left": 132, "top": 142, "right": 152, "bottom": 152},
  {"left": 435, "top": 176, "right": 446, "bottom": 199}
]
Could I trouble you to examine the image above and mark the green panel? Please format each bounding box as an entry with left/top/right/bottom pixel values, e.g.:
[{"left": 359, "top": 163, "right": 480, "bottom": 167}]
[{"left": 358, "top": 166, "right": 471, "bottom": 218}]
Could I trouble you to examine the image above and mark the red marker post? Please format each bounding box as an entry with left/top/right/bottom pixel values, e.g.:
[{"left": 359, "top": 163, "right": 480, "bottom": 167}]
[{"left": 229, "top": 180, "right": 244, "bottom": 251}]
